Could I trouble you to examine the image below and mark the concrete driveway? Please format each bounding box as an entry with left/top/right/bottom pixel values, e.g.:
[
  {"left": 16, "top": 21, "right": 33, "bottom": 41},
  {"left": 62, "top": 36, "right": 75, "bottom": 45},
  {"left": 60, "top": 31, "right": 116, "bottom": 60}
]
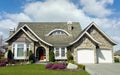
[{"left": 85, "top": 63, "right": 120, "bottom": 75}]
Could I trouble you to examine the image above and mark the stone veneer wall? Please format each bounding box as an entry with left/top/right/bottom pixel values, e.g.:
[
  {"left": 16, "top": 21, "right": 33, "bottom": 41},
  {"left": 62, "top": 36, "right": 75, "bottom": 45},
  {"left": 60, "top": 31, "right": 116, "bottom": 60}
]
[
  {"left": 71, "top": 35, "right": 96, "bottom": 63},
  {"left": 88, "top": 26, "right": 114, "bottom": 62},
  {"left": 88, "top": 27, "right": 113, "bottom": 49}
]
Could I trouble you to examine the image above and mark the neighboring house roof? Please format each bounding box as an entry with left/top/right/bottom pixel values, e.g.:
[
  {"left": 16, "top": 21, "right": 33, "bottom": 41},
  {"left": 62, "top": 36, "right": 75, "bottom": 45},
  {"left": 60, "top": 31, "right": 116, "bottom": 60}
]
[
  {"left": 6, "top": 22, "right": 82, "bottom": 46},
  {"left": 114, "top": 50, "right": 120, "bottom": 56}
]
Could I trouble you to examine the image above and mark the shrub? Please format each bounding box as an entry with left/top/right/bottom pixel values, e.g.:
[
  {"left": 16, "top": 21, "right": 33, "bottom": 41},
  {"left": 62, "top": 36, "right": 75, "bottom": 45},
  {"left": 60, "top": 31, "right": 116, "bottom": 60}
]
[
  {"left": 49, "top": 50, "right": 55, "bottom": 62},
  {"left": 29, "top": 50, "right": 35, "bottom": 63},
  {"left": 45, "top": 63, "right": 53, "bottom": 69},
  {"left": 51, "top": 64, "right": 58, "bottom": 69},
  {"left": 77, "top": 64, "right": 85, "bottom": 70},
  {"left": 67, "top": 50, "right": 73, "bottom": 61},
  {"left": 45, "top": 63, "right": 66, "bottom": 70},
  {"left": 114, "top": 57, "right": 119, "bottom": 62},
  {"left": 7, "top": 50, "right": 13, "bottom": 60},
  {"left": 57, "top": 64, "right": 65, "bottom": 69},
  {"left": 7, "top": 50, "right": 14, "bottom": 64},
  {"left": 0, "top": 62, "right": 6, "bottom": 67}
]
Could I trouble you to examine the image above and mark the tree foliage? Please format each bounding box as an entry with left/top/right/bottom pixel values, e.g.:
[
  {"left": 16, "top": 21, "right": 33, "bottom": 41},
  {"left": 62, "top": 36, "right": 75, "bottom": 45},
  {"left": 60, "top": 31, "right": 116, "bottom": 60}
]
[
  {"left": 67, "top": 50, "right": 73, "bottom": 61},
  {"left": 49, "top": 50, "right": 55, "bottom": 62}
]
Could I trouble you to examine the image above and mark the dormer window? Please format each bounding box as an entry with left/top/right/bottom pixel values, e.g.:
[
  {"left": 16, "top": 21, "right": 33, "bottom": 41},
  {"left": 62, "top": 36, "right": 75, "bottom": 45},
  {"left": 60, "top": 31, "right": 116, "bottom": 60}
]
[
  {"left": 51, "top": 30, "right": 64, "bottom": 35},
  {"left": 46, "top": 29, "right": 71, "bottom": 36}
]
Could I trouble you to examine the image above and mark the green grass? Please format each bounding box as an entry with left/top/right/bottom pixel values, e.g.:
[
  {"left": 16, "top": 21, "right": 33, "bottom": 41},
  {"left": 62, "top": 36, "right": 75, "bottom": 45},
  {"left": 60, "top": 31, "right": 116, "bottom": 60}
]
[{"left": 0, "top": 64, "right": 89, "bottom": 75}]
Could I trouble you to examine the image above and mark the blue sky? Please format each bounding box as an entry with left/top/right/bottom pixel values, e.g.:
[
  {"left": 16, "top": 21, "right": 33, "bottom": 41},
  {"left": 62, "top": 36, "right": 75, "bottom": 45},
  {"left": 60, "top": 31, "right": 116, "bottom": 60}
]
[{"left": 0, "top": 0, "right": 120, "bottom": 51}]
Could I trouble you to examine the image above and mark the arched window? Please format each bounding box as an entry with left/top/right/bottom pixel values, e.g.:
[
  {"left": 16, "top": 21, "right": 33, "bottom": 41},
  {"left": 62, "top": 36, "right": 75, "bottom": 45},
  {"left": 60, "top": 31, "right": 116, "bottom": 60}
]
[
  {"left": 46, "top": 29, "right": 71, "bottom": 36},
  {"left": 51, "top": 30, "right": 65, "bottom": 35}
]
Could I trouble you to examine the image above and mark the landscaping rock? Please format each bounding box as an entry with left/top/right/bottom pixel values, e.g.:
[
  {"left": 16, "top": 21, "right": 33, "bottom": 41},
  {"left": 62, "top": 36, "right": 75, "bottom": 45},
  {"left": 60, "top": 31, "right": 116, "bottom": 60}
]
[{"left": 67, "top": 63, "right": 78, "bottom": 69}]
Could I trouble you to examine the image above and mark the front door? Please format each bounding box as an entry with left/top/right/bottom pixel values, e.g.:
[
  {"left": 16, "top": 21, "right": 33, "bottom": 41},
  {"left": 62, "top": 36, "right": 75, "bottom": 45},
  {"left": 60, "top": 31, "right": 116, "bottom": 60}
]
[
  {"left": 40, "top": 49, "right": 44, "bottom": 60},
  {"left": 36, "top": 47, "right": 45, "bottom": 61}
]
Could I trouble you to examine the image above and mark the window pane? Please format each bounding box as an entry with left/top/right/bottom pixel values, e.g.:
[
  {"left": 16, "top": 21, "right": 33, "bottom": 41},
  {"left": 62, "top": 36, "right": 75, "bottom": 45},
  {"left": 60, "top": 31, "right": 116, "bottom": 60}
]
[
  {"left": 12, "top": 44, "right": 15, "bottom": 57},
  {"left": 17, "top": 44, "right": 24, "bottom": 57},
  {"left": 61, "top": 48, "right": 65, "bottom": 57},
  {"left": 26, "top": 44, "right": 29, "bottom": 56},
  {"left": 55, "top": 48, "right": 59, "bottom": 57}
]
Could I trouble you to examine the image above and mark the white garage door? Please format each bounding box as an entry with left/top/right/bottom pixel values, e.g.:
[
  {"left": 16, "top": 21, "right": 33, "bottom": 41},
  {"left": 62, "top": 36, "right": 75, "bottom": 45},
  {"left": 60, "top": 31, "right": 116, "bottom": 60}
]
[
  {"left": 97, "top": 50, "right": 112, "bottom": 63},
  {"left": 77, "top": 50, "right": 94, "bottom": 64}
]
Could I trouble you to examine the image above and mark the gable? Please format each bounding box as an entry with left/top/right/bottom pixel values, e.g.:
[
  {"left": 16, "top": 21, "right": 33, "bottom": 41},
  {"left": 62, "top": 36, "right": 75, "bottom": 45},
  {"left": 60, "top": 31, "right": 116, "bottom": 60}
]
[
  {"left": 86, "top": 22, "right": 116, "bottom": 45},
  {"left": 87, "top": 26, "right": 113, "bottom": 49},
  {"left": 71, "top": 34, "right": 96, "bottom": 49},
  {"left": 7, "top": 29, "right": 34, "bottom": 43},
  {"left": 5, "top": 27, "right": 38, "bottom": 43}
]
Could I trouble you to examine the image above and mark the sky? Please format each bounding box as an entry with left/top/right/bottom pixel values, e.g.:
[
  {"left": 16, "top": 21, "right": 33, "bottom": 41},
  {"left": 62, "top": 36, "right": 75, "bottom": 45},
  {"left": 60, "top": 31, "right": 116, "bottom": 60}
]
[{"left": 0, "top": 0, "right": 120, "bottom": 51}]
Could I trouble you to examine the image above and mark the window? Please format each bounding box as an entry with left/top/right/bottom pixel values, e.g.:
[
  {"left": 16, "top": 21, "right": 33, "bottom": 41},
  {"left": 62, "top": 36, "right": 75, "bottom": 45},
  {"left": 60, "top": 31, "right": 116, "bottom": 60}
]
[
  {"left": 26, "top": 44, "right": 29, "bottom": 56},
  {"left": 52, "top": 30, "right": 64, "bottom": 35},
  {"left": 17, "top": 44, "right": 24, "bottom": 57},
  {"left": 12, "top": 44, "right": 15, "bottom": 57},
  {"left": 44, "top": 50, "right": 46, "bottom": 59},
  {"left": 54, "top": 47, "right": 67, "bottom": 59},
  {"left": 55, "top": 48, "right": 59, "bottom": 57},
  {"left": 61, "top": 48, "right": 65, "bottom": 57},
  {"left": 12, "top": 43, "right": 30, "bottom": 59}
]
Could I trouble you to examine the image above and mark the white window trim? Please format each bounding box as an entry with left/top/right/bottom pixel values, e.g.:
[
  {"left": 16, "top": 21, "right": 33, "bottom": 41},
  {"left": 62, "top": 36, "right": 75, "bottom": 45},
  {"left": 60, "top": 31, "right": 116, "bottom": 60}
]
[
  {"left": 12, "top": 42, "right": 30, "bottom": 60},
  {"left": 54, "top": 47, "right": 67, "bottom": 60}
]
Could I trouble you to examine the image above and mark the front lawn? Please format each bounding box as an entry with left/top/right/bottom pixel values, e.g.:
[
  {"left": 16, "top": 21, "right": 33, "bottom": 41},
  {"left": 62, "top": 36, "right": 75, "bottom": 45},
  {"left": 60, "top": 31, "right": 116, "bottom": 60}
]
[{"left": 0, "top": 64, "right": 89, "bottom": 75}]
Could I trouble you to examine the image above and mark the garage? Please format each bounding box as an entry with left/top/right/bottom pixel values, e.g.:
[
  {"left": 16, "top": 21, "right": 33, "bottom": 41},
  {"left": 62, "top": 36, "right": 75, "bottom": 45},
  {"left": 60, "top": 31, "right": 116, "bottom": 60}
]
[
  {"left": 77, "top": 49, "right": 95, "bottom": 64},
  {"left": 97, "top": 50, "right": 112, "bottom": 63}
]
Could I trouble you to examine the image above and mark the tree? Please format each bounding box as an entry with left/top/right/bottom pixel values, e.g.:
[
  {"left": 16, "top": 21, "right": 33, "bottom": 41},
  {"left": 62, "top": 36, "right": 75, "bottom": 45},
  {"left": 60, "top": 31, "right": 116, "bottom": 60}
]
[
  {"left": 29, "top": 50, "right": 35, "bottom": 63},
  {"left": 7, "top": 50, "right": 13, "bottom": 60},
  {"left": 7, "top": 50, "right": 14, "bottom": 64},
  {"left": 49, "top": 50, "right": 55, "bottom": 62}
]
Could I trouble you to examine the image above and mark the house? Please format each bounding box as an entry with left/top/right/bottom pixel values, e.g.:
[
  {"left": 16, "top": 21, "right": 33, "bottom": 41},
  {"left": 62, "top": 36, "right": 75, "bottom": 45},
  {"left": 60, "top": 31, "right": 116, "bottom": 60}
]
[{"left": 5, "top": 22, "right": 116, "bottom": 64}]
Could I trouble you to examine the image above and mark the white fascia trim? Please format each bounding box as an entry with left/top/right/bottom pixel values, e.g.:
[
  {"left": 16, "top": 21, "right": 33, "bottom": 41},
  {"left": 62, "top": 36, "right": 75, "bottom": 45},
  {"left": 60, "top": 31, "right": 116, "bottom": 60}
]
[
  {"left": 5, "top": 27, "right": 22, "bottom": 42},
  {"left": 69, "top": 31, "right": 101, "bottom": 45},
  {"left": 86, "top": 32, "right": 102, "bottom": 45},
  {"left": 86, "top": 22, "right": 117, "bottom": 45},
  {"left": 5, "top": 27, "right": 38, "bottom": 42},
  {"left": 70, "top": 31, "right": 86, "bottom": 45},
  {"left": 21, "top": 28, "right": 38, "bottom": 42},
  {"left": 23, "top": 24, "right": 53, "bottom": 46},
  {"left": 45, "top": 29, "right": 71, "bottom": 36}
]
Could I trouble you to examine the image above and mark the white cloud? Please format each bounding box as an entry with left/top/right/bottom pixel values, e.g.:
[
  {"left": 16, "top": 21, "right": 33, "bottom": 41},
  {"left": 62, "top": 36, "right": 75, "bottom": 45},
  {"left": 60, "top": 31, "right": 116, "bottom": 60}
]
[
  {"left": 0, "top": 19, "right": 16, "bottom": 29},
  {"left": 80, "top": 0, "right": 113, "bottom": 17},
  {"left": 0, "top": 32, "right": 3, "bottom": 35},
  {"left": 0, "top": 0, "right": 119, "bottom": 50},
  {"left": 6, "top": 13, "right": 32, "bottom": 22}
]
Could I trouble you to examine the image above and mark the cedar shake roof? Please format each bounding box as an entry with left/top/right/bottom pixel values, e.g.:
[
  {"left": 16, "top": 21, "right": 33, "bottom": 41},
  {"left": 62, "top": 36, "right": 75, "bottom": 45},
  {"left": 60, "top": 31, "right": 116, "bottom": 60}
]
[{"left": 17, "top": 22, "right": 82, "bottom": 46}]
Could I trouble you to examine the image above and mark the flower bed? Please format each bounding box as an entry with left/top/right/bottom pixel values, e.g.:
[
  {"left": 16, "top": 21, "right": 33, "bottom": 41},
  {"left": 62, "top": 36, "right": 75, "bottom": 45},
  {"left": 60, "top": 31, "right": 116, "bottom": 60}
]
[
  {"left": 45, "top": 63, "right": 66, "bottom": 70},
  {"left": 0, "top": 62, "right": 6, "bottom": 67}
]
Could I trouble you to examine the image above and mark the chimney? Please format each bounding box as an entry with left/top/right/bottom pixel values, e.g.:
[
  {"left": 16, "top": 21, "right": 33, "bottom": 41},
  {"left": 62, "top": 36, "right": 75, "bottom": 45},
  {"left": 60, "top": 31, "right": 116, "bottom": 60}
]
[
  {"left": 9, "top": 28, "right": 15, "bottom": 36},
  {"left": 67, "top": 21, "right": 73, "bottom": 30}
]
